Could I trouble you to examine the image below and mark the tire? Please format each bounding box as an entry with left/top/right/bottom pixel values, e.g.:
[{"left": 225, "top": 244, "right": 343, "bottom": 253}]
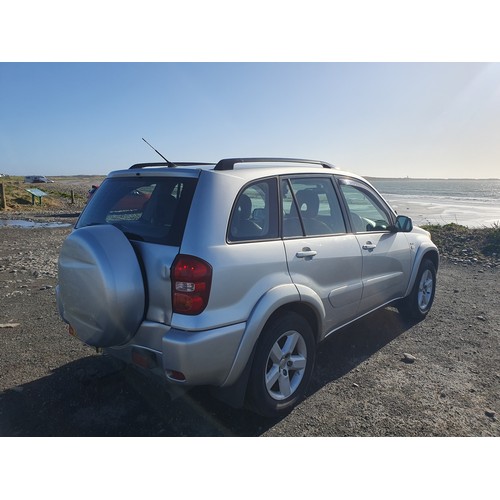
[
  {"left": 397, "top": 259, "right": 437, "bottom": 321},
  {"left": 247, "top": 313, "right": 316, "bottom": 418}
]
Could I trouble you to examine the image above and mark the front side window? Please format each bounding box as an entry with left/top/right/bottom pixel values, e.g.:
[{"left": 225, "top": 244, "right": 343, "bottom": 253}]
[
  {"left": 228, "top": 178, "right": 278, "bottom": 242},
  {"left": 338, "top": 178, "right": 393, "bottom": 232},
  {"left": 281, "top": 176, "right": 346, "bottom": 237}
]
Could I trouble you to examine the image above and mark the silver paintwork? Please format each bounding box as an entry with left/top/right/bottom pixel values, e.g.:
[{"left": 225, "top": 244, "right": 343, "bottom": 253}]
[
  {"left": 57, "top": 161, "right": 439, "bottom": 395},
  {"left": 58, "top": 225, "right": 145, "bottom": 347},
  {"left": 162, "top": 323, "right": 246, "bottom": 385}
]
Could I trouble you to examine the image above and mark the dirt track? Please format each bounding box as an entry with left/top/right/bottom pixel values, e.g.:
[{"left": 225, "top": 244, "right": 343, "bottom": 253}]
[{"left": 0, "top": 221, "right": 498, "bottom": 436}]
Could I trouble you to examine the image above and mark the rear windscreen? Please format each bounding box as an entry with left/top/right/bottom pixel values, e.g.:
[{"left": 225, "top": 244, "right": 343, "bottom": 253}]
[{"left": 76, "top": 176, "right": 198, "bottom": 246}]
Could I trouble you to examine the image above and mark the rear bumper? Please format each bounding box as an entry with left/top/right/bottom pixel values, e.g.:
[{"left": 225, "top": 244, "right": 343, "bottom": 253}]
[
  {"left": 161, "top": 322, "right": 246, "bottom": 386},
  {"left": 105, "top": 321, "right": 246, "bottom": 387}
]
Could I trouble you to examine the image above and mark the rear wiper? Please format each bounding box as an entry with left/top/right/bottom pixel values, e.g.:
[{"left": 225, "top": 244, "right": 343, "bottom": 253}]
[
  {"left": 85, "top": 222, "right": 106, "bottom": 227},
  {"left": 123, "top": 232, "right": 144, "bottom": 242},
  {"left": 108, "top": 222, "right": 144, "bottom": 241},
  {"left": 82, "top": 222, "right": 143, "bottom": 240}
]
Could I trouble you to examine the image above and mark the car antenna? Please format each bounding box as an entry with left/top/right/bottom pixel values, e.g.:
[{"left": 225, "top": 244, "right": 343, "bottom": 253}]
[{"left": 142, "top": 138, "right": 177, "bottom": 168}]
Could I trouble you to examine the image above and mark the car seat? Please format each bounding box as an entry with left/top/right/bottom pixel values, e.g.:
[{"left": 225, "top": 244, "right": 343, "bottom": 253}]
[
  {"left": 231, "top": 193, "right": 262, "bottom": 239},
  {"left": 295, "top": 190, "right": 332, "bottom": 235}
]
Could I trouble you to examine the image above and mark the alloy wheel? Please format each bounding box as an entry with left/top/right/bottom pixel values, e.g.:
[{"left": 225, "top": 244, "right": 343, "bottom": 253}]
[{"left": 265, "top": 330, "right": 308, "bottom": 401}]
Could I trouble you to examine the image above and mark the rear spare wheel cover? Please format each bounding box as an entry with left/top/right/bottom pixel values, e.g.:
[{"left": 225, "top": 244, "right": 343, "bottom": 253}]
[{"left": 58, "top": 225, "right": 145, "bottom": 347}]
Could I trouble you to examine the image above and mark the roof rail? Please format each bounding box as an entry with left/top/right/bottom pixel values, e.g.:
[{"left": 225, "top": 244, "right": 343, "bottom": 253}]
[
  {"left": 129, "top": 162, "right": 216, "bottom": 169},
  {"left": 213, "top": 157, "right": 336, "bottom": 171}
]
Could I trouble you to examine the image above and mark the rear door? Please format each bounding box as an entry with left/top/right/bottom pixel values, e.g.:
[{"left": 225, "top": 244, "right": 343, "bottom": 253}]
[
  {"left": 76, "top": 173, "right": 199, "bottom": 326},
  {"left": 337, "top": 177, "right": 411, "bottom": 314},
  {"left": 281, "top": 176, "right": 363, "bottom": 335}
]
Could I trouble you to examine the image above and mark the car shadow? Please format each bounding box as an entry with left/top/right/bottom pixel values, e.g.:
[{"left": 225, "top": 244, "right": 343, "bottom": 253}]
[
  {"left": 0, "top": 308, "right": 413, "bottom": 437},
  {"left": 310, "top": 306, "right": 411, "bottom": 392}
]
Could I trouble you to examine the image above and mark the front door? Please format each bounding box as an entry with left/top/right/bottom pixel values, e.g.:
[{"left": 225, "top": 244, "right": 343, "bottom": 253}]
[{"left": 337, "top": 178, "right": 412, "bottom": 315}]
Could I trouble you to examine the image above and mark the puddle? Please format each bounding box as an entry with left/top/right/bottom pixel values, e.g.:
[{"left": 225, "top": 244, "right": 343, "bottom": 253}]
[{"left": 0, "top": 219, "right": 72, "bottom": 228}]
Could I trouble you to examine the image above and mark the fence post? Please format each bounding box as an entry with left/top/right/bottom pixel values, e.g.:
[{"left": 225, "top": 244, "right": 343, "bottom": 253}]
[{"left": 0, "top": 182, "right": 6, "bottom": 210}]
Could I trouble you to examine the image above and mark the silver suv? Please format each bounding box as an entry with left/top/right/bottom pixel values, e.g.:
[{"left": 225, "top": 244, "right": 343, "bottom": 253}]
[{"left": 57, "top": 158, "right": 438, "bottom": 417}]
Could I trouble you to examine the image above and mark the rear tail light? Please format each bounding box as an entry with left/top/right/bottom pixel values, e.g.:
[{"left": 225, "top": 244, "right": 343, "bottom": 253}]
[{"left": 171, "top": 255, "right": 212, "bottom": 315}]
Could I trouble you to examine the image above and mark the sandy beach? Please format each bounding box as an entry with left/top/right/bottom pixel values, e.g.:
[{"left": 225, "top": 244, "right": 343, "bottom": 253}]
[{"left": 384, "top": 195, "right": 500, "bottom": 228}]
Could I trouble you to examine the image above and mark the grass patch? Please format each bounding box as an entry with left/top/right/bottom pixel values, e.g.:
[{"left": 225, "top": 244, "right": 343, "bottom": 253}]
[
  {"left": 422, "top": 222, "right": 500, "bottom": 259},
  {"left": 1, "top": 176, "right": 105, "bottom": 212},
  {"left": 483, "top": 224, "right": 500, "bottom": 255},
  {"left": 1, "top": 180, "right": 78, "bottom": 210}
]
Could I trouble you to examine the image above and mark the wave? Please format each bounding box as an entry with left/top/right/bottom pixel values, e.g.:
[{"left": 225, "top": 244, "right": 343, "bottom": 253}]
[
  {"left": 371, "top": 179, "right": 500, "bottom": 204},
  {"left": 382, "top": 193, "right": 500, "bottom": 205}
]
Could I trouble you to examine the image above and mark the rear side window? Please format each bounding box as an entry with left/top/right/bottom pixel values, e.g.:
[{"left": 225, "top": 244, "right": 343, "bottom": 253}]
[
  {"left": 76, "top": 176, "right": 197, "bottom": 246},
  {"left": 228, "top": 178, "right": 279, "bottom": 242}
]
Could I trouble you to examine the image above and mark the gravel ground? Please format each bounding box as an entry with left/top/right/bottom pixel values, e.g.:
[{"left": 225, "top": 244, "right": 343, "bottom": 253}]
[{"left": 0, "top": 217, "right": 499, "bottom": 437}]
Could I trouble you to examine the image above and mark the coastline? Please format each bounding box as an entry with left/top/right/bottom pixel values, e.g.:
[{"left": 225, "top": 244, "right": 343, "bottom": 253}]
[
  {"left": 1, "top": 176, "right": 500, "bottom": 229},
  {"left": 1, "top": 199, "right": 499, "bottom": 229},
  {"left": 383, "top": 194, "right": 500, "bottom": 228}
]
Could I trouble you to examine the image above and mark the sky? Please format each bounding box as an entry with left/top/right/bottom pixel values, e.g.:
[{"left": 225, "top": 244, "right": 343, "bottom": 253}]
[
  {"left": 1, "top": 62, "right": 499, "bottom": 179},
  {"left": 1, "top": 2, "right": 499, "bottom": 180}
]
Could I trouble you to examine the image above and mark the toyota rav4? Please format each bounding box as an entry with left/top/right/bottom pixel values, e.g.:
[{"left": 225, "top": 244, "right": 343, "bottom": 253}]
[{"left": 56, "top": 157, "right": 438, "bottom": 417}]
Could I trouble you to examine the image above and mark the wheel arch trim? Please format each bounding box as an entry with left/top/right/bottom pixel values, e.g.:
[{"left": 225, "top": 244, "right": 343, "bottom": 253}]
[
  {"left": 404, "top": 244, "right": 439, "bottom": 297},
  {"left": 221, "top": 283, "right": 324, "bottom": 387}
]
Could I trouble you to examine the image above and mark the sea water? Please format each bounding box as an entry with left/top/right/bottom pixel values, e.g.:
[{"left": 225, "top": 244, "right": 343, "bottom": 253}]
[
  {"left": 0, "top": 219, "right": 71, "bottom": 228},
  {"left": 368, "top": 178, "right": 500, "bottom": 228}
]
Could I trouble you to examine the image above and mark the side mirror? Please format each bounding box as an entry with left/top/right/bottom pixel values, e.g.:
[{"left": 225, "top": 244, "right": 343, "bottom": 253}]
[{"left": 390, "top": 215, "right": 413, "bottom": 233}]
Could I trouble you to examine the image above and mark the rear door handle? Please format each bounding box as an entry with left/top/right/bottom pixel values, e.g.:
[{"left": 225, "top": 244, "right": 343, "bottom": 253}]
[
  {"left": 296, "top": 250, "right": 317, "bottom": 259},
  {"left": 362, "top": 242, "right": 377, "bottom": 250}
]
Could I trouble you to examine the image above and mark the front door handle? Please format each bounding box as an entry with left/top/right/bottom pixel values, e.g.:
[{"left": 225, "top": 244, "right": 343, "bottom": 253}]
[
  {"left": 296, "top": 249, "right": 317, "bottom": 259},
  {"left": 362, "top": 242, "right": 377, "bottom": 250}
]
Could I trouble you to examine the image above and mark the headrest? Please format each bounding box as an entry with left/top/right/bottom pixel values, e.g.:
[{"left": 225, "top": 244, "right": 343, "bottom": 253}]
[{"left": 296, "top": 190, "right": 319, "bottom": 217}]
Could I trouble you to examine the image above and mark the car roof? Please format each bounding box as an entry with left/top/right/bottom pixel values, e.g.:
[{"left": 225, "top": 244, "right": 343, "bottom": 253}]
[{"left": 106, "top": 158, "right": 366, "bottom": 183}]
